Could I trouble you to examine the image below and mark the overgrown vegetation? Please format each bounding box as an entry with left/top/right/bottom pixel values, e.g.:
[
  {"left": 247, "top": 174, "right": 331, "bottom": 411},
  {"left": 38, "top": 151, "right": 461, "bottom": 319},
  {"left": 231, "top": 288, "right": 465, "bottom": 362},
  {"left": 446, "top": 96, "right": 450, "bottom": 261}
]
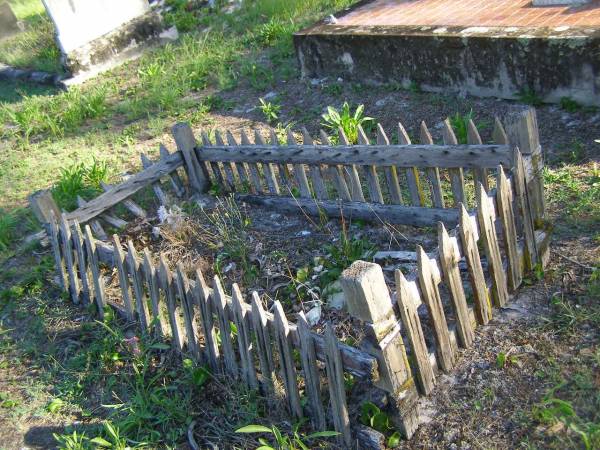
[
  {"left": 51, "top": 158, "right": 110, "bottom": 211},
  {"left": 321, "top": 102, "right": 373, "bottom": 144}
]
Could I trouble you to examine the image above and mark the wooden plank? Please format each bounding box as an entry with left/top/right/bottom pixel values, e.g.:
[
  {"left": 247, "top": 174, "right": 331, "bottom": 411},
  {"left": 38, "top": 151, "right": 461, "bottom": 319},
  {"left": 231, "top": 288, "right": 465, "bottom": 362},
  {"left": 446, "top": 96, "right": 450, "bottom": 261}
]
[
  {"left": 255, "top": 130, "right": 280, "bottom": 195},
  {"left": 513, "top": 149, "right": 538, "bottom": 270},
  {"left": 250, "top": 292, "right": 275, "bottom": 393},
  {"left": 468, "top": 119, "right": 489, "bottom": 193},
  {"left": 226, "top": 131, "right": 252, "bottom": 191},
  {"left": 297, "top": 311, "right": 327, "bottom": 430},
  {"left": 237, "top": 194, "right": 459, "bottom": 228},
  {"left": 194, "top": 268, "right": 220, "bottom": 371},
  {"left": 200, "top": 131, "right": 224, "bottom": 188},
  {"left": 302, "top": 127, "right": 328, "bottom": 200},
  {"left": 400, "top": 121, "right": 423, "bottom": 206},
  {"left": 496, "top": 166, "right": 522, "bottom": 291},
  {"left": 338, "top": 127, "right": 365, "bottom": 202},
  {"left": 65, "top": 151, "right": 184, "bottom": 224},
  {"left": 196, "top": 143, "right": 512, "bottom": 171},
  {"left": 172, "top": 123, "right": 209, "bottom": 193},
  {"left": 215, "top": 131, "right": 238, "bottom": 189},
  {"left": 84, "top": 224, "right": 106, "bottom": 318},
  {"left": 358, "top": 125, "right": 384, "bottom": 204},
  {"left": 492, "top": 117, "right": 508, "bottom": 145},
  {"left": 159, "top": 144, "right": 186, "bottom": 197},
  {"left": 286, "top": 129, "right": 312, "bottom": 198},
  {"left": 76, "top": 196, "right": 124, "bottom": 233},
  {"left": 273, "top": 300, "right": 303, "bottom": 419},
  {"left": 112, "top": 234, "right": 135, "bottom": 321},
  {"left": 141, "top": 154, "right": 169, "bottom": 206},
  {"left": 476, "top": 184, "right": 509, "bottom": 307},
  {"left": 269, "top": 128, "right": 292, "bottom": 191},
  {"left": 60, "top": 214, "right": 80, "bottom": 304},
  {"left": 420, "top": 121, "right": 444, "bottom": 208},
  {"left": 442, "top": 119, "right": 466, "bottom": 206},
  {"left": 29, "top": 189, "right": 61, "bottom": 225},
  {"left": 158, "top": 255, "right": 185, "bottom": 352},
  {"left": 142, "top": 248, "right": 165, "bottom": 337},
  {"left": 320, "top": 130, "right": 351, "bottom": 201},
  {"left": 458, "top": 204, "right": 492, "bottom": 325},
  {"left": 101, "top": 182, "right": 147, "bottom": 219},
  {"left": 72, "top": 220, "right": 91, "bottom": 305},
  {"left": 126, "top": 241, "right": 150, "bottom": 331},
  {"left": 417, "top": 245, "right": 455, "bottom": 372},
  {"left": 212, "top": 275, "right": 239, "bottom": 377},
  {"left": 438, "top": 222, "right": 475, "bottom": 348},
  {"left": 378, "top": 124, "right": 403, "bottom": 204},
  {"left": 395, "top": 270, "right": 435, "bottom": 395},
  {"left": 324, "top": 323, "right": 352, "bottom": 448},
  {"left": 241, "top": 130, "right": 264, "bottom": 194},
  {"left": 231, "top": 284, "right": 258, "bottom": 389},
  {"left": 176, "top": 263, "right": 201, "bottom": 360},
  {"left": 48, "top": 212, "right": 66, "bottom": 290}
]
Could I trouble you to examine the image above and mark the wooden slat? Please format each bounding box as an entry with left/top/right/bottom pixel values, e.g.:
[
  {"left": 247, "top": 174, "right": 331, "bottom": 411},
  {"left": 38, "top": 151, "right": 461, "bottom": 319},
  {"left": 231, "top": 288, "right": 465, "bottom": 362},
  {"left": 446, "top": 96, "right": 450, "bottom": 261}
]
[
  {"left": 159, "top": 145, "right": 186, "bottom": 197},
  {"left": 48, "top": 213, "right": 67, "bottom": 290},
  {"left": 72, "top": 221, "right": 91, "bottom": 305},
  {"left": 320, "top": 130, "right": 351, "bottom": 201},
  {"left": 126, "top": 241, "right": 150, "bottom": 331},
  {"left": 176, "top": 263, "right": 201, "bottom": 359},
  {"left": 476, "top": 184, "right": 509, "bottom": 307},
  {"left": 66, "top": 152, "right": 184, "bottom": 224},
  {"left": 358, "top": 125, "right": 384, "bottom": 204},
  {"left": 241, "top": 130, "right": 264, "bottom": 194},
  {"left": 77, "top": 196, "right": 126, "bottom": 231},
  {"left": 112, "top": 234, "right": 134, "bottom": 320},
  {"left": 467, "top": 119, "right": 489, "bottom": 193},
  {"left": 419, "top": 121, "right": 444, "bottom": 208},
  {"left": 101, "top": 182, "right": 147, "bottom": 219},
  {"left": 158, "top": 255, "right": 185, "bottom": 352},
  {"left": 442, "top": 119, "right": 466, "bottom": 206},
  {"left": 201, "top": 131, "right": 228, "bottom": 191},
  {"left": 297, "top": 311, "right": 327, "bottom": 430},
  {"left": 172, "top": 122, "right": 209, "bottom": 193},
  {"left": 194, "top": 268, "right": 220, "bottom": 371},
  {"left": 212, "top": 275, "right": 239, "bottom": 376},
  {"left": 492, "top": 117, "right": 509, "bottom": 145},
  {"left": 141, "top": 153, "right": 168, "bottom": 206},
  {"left": 324, "top": 323, "right": 352, "bottom": 448},
  {"left": 59, "top": 214, "right": 80, "bottom": 304},
  {"left": 338, "top": 127, "right": 365, "bottom": 202},
  {"left": 286, "top": 129, "right": 312, "bottom": 198},
  {"left": 142, "top": 248, "right": 165, "bottom": 337},
  {"left": 255, "top": 130, "right": 280, "bottom": 195},
  {"left": 497, "top": 166, "right": 522, "bottom": 291},
  {"left": 378, "top": 124, "right": 403, "bottom": 204},
  {"left": 438, "top": 222, "right": 474, "bottom": 348},
  {"left": 395, "top": 270, "right": 435, "bottom": 395},
  {"left": 513, "top": 149, "right": 538, "bottom": 270},
  {"left": 84, "top": 224, "right": 106, "bottom": 318},
  {"left": 269, "top": 128, "right": 292, "bottom": 191},
  {"left": 215, "top": 131, "right": 238, "bottom": 189},
  {"left": 273, "top": 300, "right": 303, "bottom": 419},
  {"left": 458, "top": 204, "right": 492, "bottom": 325},
  {"left": 302, "top": 127, "right": 328, "bottom": 200},
  {"left": 237, "top": 194, "right": 459, "bottom": 227},
  {"left": 226, "top": 131, "right": 253, "bottom": 192},
  {"left": 417, "top": 245, "right": 455, "bottom": 372},
  {"left": 250, "top": 292, "right": 275, "bottom": 393},
  {"left": 397, "top": 121, "right": 422, "bottom": 206},
  {"left": 231, "top": 284, "right": 259, "bottom": 389}
]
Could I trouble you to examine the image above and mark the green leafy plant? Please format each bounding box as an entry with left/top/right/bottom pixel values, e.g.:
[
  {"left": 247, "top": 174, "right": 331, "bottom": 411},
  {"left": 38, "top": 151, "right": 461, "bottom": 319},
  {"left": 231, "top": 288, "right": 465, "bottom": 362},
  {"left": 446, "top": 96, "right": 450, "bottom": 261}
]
[
  {"left": 321, "top": 102, "right": 373, "bottom": 144},
  {"left": 360, "top": 402, "right": 401, "bottom": 448},
  {"left": 52, "top": 158, "right": 109, "bottom": 211},
  {"left": 517, "top": 88, "right": 543, "bottom": 106},
  {"left": 319, "top": 232, "right": 375, "bottom": 288},
  {"left": 560, "top": 96, "right": 581, "bottom": 113},
  {"left": 449, "top": 109, "right": 476, "bottom": 144},
  {"left": 259, "top": 98, "right": 281, "bottom": 124},
  {"left": 254, "top": 18, "right": 294, "bottom": 47},
  {"left": 53, "top": 430, "right": 89, "bottom": 450},
  {"left": 236, "top": 422, "right": 339, "bottom": 450},
  {"left": 0, "top": 209, "right": 17, "bottom": 252}
]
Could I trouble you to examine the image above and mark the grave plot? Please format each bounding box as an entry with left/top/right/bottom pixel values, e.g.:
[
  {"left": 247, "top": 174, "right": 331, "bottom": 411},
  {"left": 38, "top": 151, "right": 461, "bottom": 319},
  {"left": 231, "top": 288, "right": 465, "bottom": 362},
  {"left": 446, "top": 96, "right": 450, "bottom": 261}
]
[{"left": 32, "top": 107, "right": 551, "bottom": 447}]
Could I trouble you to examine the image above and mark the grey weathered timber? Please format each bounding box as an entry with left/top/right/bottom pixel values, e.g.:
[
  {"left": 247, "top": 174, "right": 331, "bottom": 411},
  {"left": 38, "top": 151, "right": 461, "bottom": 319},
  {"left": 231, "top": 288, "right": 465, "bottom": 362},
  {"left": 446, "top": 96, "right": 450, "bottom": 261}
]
[
  {"left": 492, "top": 117, "right": 509, "bottom": 146},
  {"left": 112, "top": 235, "right": 135, "bottom": 321},
  {"left": 458, "top": 204, "right": 492, "bottom": 325},
  {"left": 159, "top": 144, "right": 186, "bottom": 197},
  {"left": 255, "top": 130, "right": 280, "bottom": 195},
  {"left": 194, "top": 268, "right": 220, "bottom": 371},
  {"left": 401, "top": 121, "right": 423, "bottom": 206},
  {"left": 297, "top": 312, "right": 327, "bottom": 430},
  {"left": 84, "top": 224, "right": 106, "bottom": 318},
  {"left": 60, "top": 214, "right": 80, "bottom": 304},
  {"left": 237, "top": 195, "right": 459, "bottom": 227},
  {"left": 324, "top": 323, "right": 352, "bottom": 448},
  {"left": 378, "top": 124, "right": 403, "bottom": 204},
  {"left": 48, "top": 213, "right": 66, "bottom": 290},
  {"left": 395, "top": 270, "right": 435, "bottom": 395},
  {"left": 358, "top": 125, "right": 385, "bottom": 204},
  {"left": 302, "top": 128, "right": 328, "bottom": 200},
  {"left": 158, "top": 255, "right": 185, "bottom": 353},
  {"left": 226, "top": 131, "right": 253, "bottom": 191},
  {"left": 29, "top": 189, "right": 61, "bottom": 225},
  {"left": 212, "top": 275, "right": 239, "bottom": 376},
  {"left": 241, "top": 130, "right": 264, "bottom": 194},
  {"left": 127, "top": 242, "right": 151, "bottom": 331},
  {"left": 66, "top": 151, "right": 183, "bottom": 224},
  {"left": 420, "top": 121, "right": 444, "bottom": 208},
  {"left": 497, "top": 167, "right": 522, "bottom": 291},
  {"left": 513, "top": 149, "right": 538, "bottom": 270},
  {"left": 250, "top": 292, "right": 275, "bottom": 392},
  {"left": 231, "top": 284, "right": 258, "bottom": 389},
  {"left": 442, "top": 119, "right": 466, "bottom": 206},
  {"left": 476, "top": 184, "right": 509, "bottom": 307},
  {"left": 101, "top": 182, "right": 147, "bottom": 219},
  {"left": 173, "top": 123, "right": 208, "bottom": 193},
  {"left": 438, "top": 223, "right": 474, "bottom": 348},
  {"left": 176, "top": 264, "right": 201, "bottom": 360},
  {"left": 286, "top": 129, "right": 312, "bottom": 198},
  {"left": 140, "top": 153, "right": 169, "bottom": 206},
  {"left": 269, "top": 128, "right": 292, "bottom": 191},
  {"left": 72, "top": 221, "right": 91, "bottom": 305},
  {"left": 201, "top": 131, "right": 228, "bottom": 191},
  {"left": 196, "top": 142, "right": 511, "bottom": 169},
  {"left": 142, "top": 248, "right": 165, "bottom": 337},
  {"left": 273, "top": 301, "right": 303, "bottom": 419},
  {"left": 76, "top": 196, "right": 121, "bottom": 235},
  {"left": 320, "top": 130, "right": 351, "bottom": 201},
  {"left": 338, "top": 127, "right": 365, "bottom": 202},
  {"left": 215, "top": 131, "right": 238, "bottom": 188},
  {"left": 468, "top": 120, "right": 489, "bottom": 192},
  {"left": 417, "top": 246, "right": 455, "bottom": 372}
]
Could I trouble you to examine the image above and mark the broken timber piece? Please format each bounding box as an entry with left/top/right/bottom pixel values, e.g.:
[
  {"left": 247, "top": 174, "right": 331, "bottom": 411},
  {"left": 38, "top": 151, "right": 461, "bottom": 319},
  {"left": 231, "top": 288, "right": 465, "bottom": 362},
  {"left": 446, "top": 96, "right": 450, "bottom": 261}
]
[
  {"left": 172, "top": 123, "right": 209, "bottom": 193},
  {"left": 100, "top": 182, "right": 147, "bottom": 219}
]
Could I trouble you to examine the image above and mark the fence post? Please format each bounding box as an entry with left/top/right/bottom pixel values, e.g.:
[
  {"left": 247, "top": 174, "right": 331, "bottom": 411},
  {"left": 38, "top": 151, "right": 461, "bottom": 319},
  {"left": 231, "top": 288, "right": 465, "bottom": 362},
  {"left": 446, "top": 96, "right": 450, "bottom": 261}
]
[
  {"left": 172, "top": 123, "right": 209, "bottom": 194},
  {"left": 340, "top": 261, "right": 420, "bottom": 438}
]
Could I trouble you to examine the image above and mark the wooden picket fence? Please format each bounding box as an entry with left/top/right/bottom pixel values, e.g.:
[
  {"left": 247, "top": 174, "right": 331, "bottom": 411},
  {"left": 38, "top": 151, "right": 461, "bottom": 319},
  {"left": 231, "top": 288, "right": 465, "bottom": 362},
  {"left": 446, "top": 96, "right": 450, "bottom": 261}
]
[{"left": 35, "top": 108, "right": 549, "bottom": 448}]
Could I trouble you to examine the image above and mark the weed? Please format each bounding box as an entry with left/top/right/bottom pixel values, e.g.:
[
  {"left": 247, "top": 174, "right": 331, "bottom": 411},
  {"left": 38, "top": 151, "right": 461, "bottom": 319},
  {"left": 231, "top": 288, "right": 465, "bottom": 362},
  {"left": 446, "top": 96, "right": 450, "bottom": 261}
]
[
  {"left": 236, "top": 422, "right": 339, "bottom": 449},
  {"left": 241, "top": 61, "right": 274, "bottom": 91},
  {"left": 259, "top": 98, "right": 281, "bottom": 124},
  {"left": 319, "top": 231, "right": 375, "bottom": 288},
  {"left": 52, "top": 159, "right": 109, "bottom": 211},
  {"left": 254, "top": 18, "right": 294, "bottom": 47},
  {"left": 0, "top": 209, "right": 17, "bottom": 252},
  {"left": 560, "top": 96, "right": 582, "bottom": 113},
  {"left": 360, "top": 402, "right": 402, "bottom": 448},
  {"left": 449, "top": 109, "right": 475, "bottom": 144},
  {"left": 323, "top": 83, "right": 343, "bottom": 97},
  {"left": 321, "top": 102, "right": 374, "bottom": 144},
  {"left": 517, "top": 88, "right": 543, "bottom": 106}
]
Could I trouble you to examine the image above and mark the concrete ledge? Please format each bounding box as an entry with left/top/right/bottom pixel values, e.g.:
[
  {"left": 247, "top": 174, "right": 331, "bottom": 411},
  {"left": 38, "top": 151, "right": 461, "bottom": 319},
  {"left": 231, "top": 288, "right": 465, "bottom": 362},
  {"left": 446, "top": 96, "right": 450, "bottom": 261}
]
[{"left": 294, "top": 24, "right": 600, "bottom": 106}]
